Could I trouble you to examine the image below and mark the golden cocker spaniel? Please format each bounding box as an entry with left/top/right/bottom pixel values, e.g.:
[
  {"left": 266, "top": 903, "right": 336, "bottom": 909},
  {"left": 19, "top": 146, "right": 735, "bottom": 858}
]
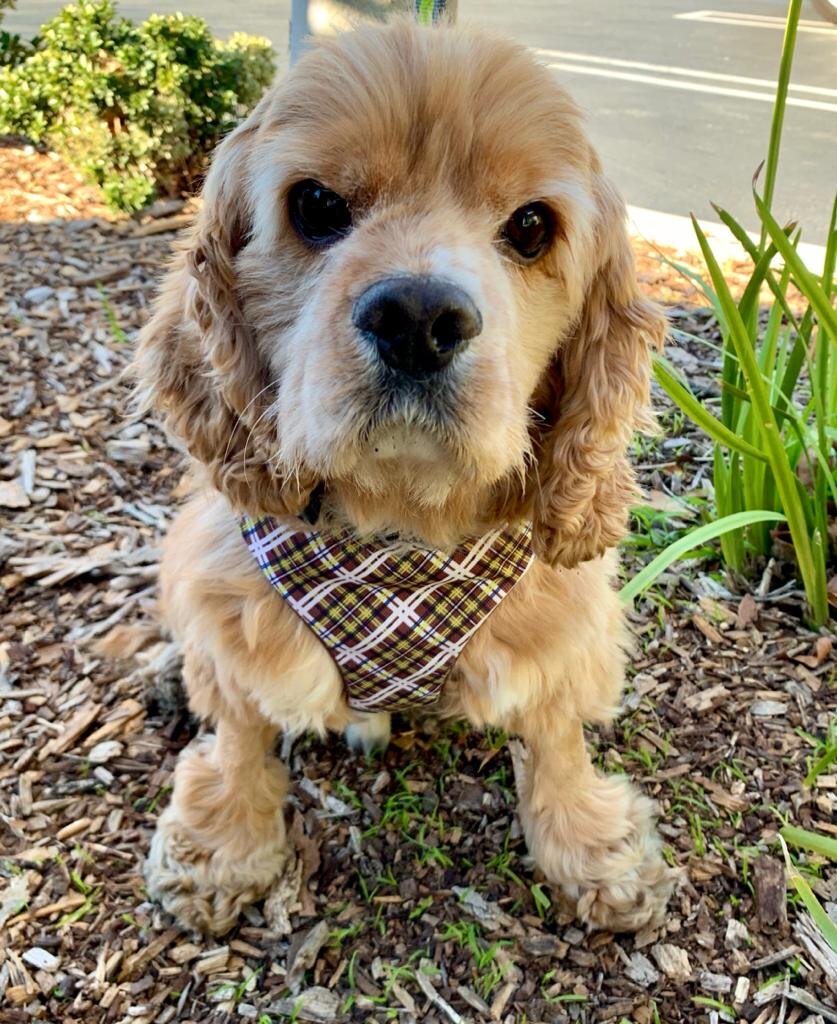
[{"left": 134, "top": 20, "right": 675, "bottom": 936}]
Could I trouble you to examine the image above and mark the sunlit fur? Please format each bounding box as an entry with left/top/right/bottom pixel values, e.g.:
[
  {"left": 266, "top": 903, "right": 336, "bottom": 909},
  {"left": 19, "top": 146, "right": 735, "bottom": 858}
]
[{"left": 135, "top": 21, "right": 675, "bottom": 936}]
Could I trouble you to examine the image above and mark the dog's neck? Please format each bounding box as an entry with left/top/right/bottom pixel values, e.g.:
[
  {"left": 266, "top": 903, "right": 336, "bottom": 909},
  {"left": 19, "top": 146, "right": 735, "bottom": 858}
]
[{"left": 304, "top": 477, "right": 530, "bottom": 549}]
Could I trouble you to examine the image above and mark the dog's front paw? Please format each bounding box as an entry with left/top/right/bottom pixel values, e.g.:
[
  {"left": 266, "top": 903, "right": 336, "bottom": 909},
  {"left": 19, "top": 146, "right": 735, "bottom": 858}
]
[
  {"left": 525, "top": 774, "right": 677, "bottom": 934},
  {"left": 568, "top": 785, "right": 677, "bottom": 933},
  {"left": 145, "top": 804, "right": 290, "bottom": 936},
  {"left": 573, "top": 809, "right": 678, "bottom": 932}
]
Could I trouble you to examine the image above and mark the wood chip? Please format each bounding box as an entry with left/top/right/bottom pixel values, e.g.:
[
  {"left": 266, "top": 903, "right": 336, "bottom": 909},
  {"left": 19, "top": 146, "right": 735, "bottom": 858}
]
[
  {"left": 39, "top": 703, "right": 101, "bottom": 759},
  {"left": 725, "top": 919, "right": 750, "bottom": 950},
  {"left": 786, "top": 987, "right": 837, "bottom": 1023},
  {"left": 684, "top": 684, "right": 730, "bottom": 713},
  {"left": 268, "top": 986, "right": 340, "bottom": 1022},
  {"left": 624, "top": 951, "right": 660, "bottom": 987},
  {"left": 651, "top": 943, "right": 693, "bottom": 983},
  {"left": 286, "top": 920, "right": 329, "bottom": 994},
  {"left": 692, "top": 613, "right": 724, "bottom": 643},
  {"left": 754, "top": 855, "right": 788, "bottom": 929},
  {"left": 453, "top": 885, "right": 519, "bottom": 933},
  {"left": 736, "top": 593, "right": 758, "bottom": 628},
  {"left": 22, "top": 948, "right": 59, "bottom": 972},
  {"left": 193, "top": 947, "right": 229, "bottom": 976},
  {"left": 416, "top": 960, "right": 465, "bottom": 1024}
]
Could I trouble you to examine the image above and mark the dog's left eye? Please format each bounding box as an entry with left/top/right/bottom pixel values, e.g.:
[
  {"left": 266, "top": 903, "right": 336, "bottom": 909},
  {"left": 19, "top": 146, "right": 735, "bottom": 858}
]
[
  {"left": 502, "top": 202, "right": 554, "bottom": 261},
  {"left": 289, "top": 180, "right": 352, "bottom": 245}
]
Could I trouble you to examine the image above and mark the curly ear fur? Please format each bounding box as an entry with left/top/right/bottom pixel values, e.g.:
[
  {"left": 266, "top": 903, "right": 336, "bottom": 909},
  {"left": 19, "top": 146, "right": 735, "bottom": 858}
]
[
  {"left": 533, "top": 175, "right": 667, "bottom": 568},
  {"left": 133, "top": 112, "right": 316, "bottom": 516}
]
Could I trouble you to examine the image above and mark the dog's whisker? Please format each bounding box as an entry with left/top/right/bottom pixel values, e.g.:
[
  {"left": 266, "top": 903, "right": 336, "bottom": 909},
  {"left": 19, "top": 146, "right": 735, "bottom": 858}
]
[
  {"left": 221, "top": 377, "right": 283, "bottom": 470},
  {"left": 241, "top": 394, "right": 282, "bottom": 485}
]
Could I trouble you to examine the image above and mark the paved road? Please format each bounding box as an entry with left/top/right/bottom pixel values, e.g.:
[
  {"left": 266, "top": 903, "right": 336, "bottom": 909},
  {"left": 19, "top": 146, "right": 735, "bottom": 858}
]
[{"left": 7, "top": 0, "right": 837, "bottom": 241}]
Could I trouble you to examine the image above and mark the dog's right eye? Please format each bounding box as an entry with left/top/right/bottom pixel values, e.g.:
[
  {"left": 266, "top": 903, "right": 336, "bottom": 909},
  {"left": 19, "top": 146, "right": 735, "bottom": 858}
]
[{"left": 289, "top": 180, "right": 352, "bottom": 245}]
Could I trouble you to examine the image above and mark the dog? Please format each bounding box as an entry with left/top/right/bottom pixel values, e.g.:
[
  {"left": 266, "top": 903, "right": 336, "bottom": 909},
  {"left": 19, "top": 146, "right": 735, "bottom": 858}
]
[{"left": 133, "top": 19, "right": 675, "bottom": 936}]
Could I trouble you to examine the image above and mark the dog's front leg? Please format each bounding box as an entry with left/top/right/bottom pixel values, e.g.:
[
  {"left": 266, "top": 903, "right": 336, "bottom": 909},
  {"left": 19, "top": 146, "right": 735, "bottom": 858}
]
[
  {"left": 511, "top": 712, "right": 677, "bottom": 932},
  {"left": 145, "top": 707, "right": 290, "bottom": 935}
]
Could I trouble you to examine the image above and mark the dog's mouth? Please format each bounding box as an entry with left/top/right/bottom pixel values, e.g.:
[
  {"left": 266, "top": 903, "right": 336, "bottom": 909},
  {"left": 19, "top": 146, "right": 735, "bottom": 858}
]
[{"left": 356, "top": 364, "right": 464, "bottom": 453}]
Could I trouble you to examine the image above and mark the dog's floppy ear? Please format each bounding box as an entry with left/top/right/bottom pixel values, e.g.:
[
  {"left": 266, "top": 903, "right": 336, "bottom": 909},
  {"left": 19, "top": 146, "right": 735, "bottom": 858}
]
[
  {"left": 532, "top": 174, "right": 667, "bottom": 567},
  {"left": 134, "top": 104, "right": 316, "bottom": 515}
]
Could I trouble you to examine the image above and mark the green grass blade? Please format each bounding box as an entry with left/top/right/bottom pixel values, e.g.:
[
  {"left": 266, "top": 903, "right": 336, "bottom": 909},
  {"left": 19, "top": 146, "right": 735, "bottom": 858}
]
[
  {"left": 758, "top": 284, "right": 785, "bottom": 380},
  {"left": 619, "top": 510, "right": 785, "bottom": 605},
  {"left": 691, "top": 215, "right": 828, "bottom": 625},
  {"left": 755, "top": 192, "right": 837, "bottom": 339},
  {"left": 652, "top": 251, "right": 724, "bottom": 321},
  {"left": 781, "top": 825, "right": 837, "bottom": 859},
  {"left": 713, "top": 203, "right": 760, "bottom": 262},
  {"left": 777, "top": 313, "right": 810, "bottom": 419},
  {"left": 653, "top": 356, "right": 768, "bottom": 463},
  {"left": 823, "top": 192, "right": 836, "bottom": 299},
  {"left": 739, "top": 243, "right": 799, "bottom": 331},
  {"left": 779, "top": 834, "right": 837, "bottom": 954},
  {"left": 714, "top": 449, "right": 744, "bottom": 571},
  {"left": 760, "top": 0, "right": 802, "bottom": 244},
  {"left": 804, "top": 743, "right": 837, "bottom": 787},
  {"left": 719, "top": 380, "right": 803, "bottom": 429},
  {"left": 784, "top": 867, "right": 837, "bottom": 954},
  {"left": 713, "top": 204, "right": 800, "bottom": 328}
]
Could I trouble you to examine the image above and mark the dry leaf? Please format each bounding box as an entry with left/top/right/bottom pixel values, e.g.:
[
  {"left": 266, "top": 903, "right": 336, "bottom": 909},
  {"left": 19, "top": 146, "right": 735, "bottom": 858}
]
[
  {"left": 794, "top": 635, "right": 833, "bottom": 668},
  {"left": 735, "top": 593, "right": 758, "bottom": 628}
]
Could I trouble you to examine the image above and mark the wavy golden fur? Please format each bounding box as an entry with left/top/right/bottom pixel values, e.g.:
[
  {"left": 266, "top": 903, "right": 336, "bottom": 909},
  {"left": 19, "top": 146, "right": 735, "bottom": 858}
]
[{"left": 134, "top": 21, "right": 675, "bottom": 935}]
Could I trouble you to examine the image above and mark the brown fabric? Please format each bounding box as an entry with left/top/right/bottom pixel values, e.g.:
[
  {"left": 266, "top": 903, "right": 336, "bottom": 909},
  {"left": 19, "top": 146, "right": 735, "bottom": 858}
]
[{"left": 240, "top": 516, "right": 534, "bottom": 712}]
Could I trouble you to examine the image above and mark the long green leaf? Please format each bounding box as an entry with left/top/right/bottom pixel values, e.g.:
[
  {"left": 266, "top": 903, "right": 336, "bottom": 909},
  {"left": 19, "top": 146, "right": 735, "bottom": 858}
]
[
  {"left": 714, "top": 449, "right": 744, "bottom": 571},
  {"left": 760, "top": 0, "right": 802, "bottom": 245},
  {"left": 779, "top": 834, "right": 837, "bottom": 954},
  {"left": 777, "top": 312, "right": 811, "bottom": 420},
  {"left": 755, "top": 192, "right": 837, "bottom": 339},
  {"left": 691, "top": 215, "right": 828, "bottom": 625},
  {"left": 619, "top": 510, "right": 785, "bottom": 605},
  {"left": 782, "top": 825, "right": 837, "bottom": 860},
  {"left": 713, "top": 204, "right": 799, "bottom": 328},
  {"left": 653, "top": 356, "right": 767, "bottom": 462},
  {"left": 823, "top": 192, "right": 837, "bottom": 300}
]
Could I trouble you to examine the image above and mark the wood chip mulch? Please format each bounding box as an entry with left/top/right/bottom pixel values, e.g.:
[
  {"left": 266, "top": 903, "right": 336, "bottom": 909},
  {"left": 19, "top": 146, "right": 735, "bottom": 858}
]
[{"left": 1, "top": 142, "right": 835, "bottom": 1024}]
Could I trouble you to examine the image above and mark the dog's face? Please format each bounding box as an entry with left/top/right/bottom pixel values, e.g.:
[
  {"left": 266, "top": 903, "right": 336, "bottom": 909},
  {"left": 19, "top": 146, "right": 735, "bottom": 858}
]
[
  {"left": 238, "top": 32, "right": 594, "bottom": 506},
  {"left": 136, "top": 23, "right": 666, "bottom": 562}
]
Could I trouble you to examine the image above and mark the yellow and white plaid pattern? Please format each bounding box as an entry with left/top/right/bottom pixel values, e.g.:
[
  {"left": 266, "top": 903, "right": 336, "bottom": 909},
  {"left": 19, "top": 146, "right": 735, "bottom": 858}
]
[{"left": 240, "top": 516, "right": 534, "bottom": 712}]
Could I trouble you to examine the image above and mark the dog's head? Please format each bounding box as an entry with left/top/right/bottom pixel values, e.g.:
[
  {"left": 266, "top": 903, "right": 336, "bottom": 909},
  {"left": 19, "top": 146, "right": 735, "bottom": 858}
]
[{"left": 135, "top": 21, "right": 666, "bottom": 565}]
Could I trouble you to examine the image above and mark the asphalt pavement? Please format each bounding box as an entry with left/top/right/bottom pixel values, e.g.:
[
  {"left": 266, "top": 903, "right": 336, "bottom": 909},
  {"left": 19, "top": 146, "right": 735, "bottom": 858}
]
[{"left": 6, "top": 0, "right": 836, "bottom": 242}]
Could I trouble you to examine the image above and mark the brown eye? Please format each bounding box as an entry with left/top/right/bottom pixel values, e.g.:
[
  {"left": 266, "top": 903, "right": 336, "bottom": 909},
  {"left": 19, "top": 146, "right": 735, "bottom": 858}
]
[
  {"left": 502, "top": 202, "right": 553, "bottom": 261},
  {"left": 289, "top": 179, "right": 352, "bottom": 245}
]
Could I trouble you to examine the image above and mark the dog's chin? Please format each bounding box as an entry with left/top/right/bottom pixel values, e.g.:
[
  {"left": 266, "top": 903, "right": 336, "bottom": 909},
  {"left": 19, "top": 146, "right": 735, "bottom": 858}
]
[
  {"left": 346, "top": 424, "right": 464, "bottom": 504},
  {"left": 366, "top": 423, "right": 448, "bottom": 464}
]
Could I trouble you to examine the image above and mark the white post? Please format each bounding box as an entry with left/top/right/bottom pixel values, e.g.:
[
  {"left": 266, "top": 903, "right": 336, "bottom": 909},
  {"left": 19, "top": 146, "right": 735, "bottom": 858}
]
[
  {"left": 289, "top": 0, "right": 312, "bottom": 65},
  {"left": 289, "top": 0, "right": 456, "bottom": 66}
]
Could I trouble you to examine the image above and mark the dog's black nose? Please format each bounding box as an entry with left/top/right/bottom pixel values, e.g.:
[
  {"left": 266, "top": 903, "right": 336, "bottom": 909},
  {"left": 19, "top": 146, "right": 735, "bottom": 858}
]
[{"left": 352, "top": 275, "right": 482, "bottom": 376}]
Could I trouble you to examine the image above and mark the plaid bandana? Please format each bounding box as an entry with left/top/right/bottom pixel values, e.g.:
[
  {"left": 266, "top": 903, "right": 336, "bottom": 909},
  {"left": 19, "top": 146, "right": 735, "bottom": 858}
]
[{"left": 240, "top": 515, "right": 534, "bottom": 713}]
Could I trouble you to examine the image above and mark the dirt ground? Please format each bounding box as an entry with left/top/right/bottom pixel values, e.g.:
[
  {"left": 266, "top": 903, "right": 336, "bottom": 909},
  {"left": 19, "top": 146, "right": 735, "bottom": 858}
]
[{"left": 1, "top": 144, "right": 835, "bottom": 1024}]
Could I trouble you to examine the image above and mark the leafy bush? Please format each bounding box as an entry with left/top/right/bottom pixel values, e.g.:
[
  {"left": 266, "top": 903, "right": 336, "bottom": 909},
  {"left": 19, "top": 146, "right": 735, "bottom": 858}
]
[
  {"left": 625, "top": 0, "right": 835, "bottom": 627},
  {"left": 0, "top": 0, "right": 275, "bottom": 211}
]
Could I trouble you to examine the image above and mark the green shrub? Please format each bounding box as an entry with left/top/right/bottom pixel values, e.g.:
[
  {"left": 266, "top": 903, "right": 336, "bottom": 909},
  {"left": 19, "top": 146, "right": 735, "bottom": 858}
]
[{"left": 0, "top": 0, "right": 275, "bottom": 211}]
